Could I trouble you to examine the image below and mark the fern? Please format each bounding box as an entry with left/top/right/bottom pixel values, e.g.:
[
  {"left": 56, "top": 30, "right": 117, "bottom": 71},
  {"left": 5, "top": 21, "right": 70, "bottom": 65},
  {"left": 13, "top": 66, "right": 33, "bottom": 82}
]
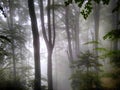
[{"left": 103, "top": 29, "right": 120, "bottom": 40}]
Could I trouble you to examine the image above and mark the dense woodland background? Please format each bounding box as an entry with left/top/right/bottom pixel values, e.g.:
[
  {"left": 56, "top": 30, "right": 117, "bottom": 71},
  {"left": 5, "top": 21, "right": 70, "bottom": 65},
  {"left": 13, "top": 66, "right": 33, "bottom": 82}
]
[{"left": 0, "top": 0, "right": 120, "bottom": 90}]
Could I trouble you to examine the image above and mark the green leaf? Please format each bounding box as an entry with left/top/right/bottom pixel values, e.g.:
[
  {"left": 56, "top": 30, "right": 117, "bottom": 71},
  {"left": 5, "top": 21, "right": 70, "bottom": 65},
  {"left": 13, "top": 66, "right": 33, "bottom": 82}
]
[
  {"left": 64, "top": 0, "right": 110, "bottom": 19},
  {"left": 103, "top": 29, "right": 120, "bottom": 40},
  {"left": 94, "top": 47, "right": 108, "bottom": 52}
]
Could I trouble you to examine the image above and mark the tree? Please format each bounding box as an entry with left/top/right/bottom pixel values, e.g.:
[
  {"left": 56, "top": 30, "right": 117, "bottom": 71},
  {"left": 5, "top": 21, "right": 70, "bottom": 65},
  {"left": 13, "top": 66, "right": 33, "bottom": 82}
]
[
  {"left": 70, "top": 51, "right": 101, "bottom": 90},
  {"left": 93, "top": 2, "right": 100, "bottom": 73},
  {"left": 0, "top": 1, "right": 33, "bottom": 90},
  {"left": 103, "top": 0, "right": 120, "bottom": 89},
  {"left": 71, "top": 51, "right": 100, "bottom": 90},
  {"left": 65, "top": 6, "right": 73, "bottom": 63},
  {"left": 38, "top": 0, "right": 56, "bottom": 90},
  {"left": 28, "top": 0, "right": 41, "bottom": 90}
]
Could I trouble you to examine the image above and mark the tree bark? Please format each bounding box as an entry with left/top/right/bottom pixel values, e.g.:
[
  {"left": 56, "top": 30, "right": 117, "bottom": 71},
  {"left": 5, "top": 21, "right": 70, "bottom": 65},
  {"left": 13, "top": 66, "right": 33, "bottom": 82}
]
[
  {"left": 112, "top": 0, "right": 119, "bottom": 53},
  {"left": 93, "top": 3, "right": 100, "bottom": 56},
  {"left": 93, "top": 3, "right": 100, "bottom": 72},
  {"left": 65, "top": 6, "right": 73, "bottom": 63},
  {"left": 38, "top": 0, "right": 56, "bottom": 90},
  {"left": 74, "top": 7, "right": 80, "bottom": 58},
  {"left": 47, "top": 47, "right": 53, "bottom": 90},
  {"left": 28, "top": 0, "right": 41, "bottom": 90}
]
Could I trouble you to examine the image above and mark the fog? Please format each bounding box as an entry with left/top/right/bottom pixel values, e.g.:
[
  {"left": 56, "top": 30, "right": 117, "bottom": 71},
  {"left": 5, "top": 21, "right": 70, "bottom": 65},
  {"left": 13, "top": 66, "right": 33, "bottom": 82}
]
[{"left": 0, "top": 0, "right": 120, "bottom": 90}]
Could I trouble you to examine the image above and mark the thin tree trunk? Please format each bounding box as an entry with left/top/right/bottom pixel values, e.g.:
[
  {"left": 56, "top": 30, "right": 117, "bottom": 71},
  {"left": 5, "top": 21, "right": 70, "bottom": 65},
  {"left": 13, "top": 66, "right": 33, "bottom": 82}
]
[
  {"left": 93, "top": 3, "right": 100, "bottom": 72},
  {"left": 47, "top": 47, "right": 53, "bottom": 90},
  {"left": 74, "top": 9, "right": 80, "bottom": 58},
  {"left": 112, "top": 0, "right": 119, "bottom": 53},
  {"left": 28, "top": 0, "right": 41, "bottom": 90},
  {"left": 65, "top": 6, "right": 73, "bottom": 63},
  {"left": 93, "top": 3, "right": 100, "bottom": 55}
]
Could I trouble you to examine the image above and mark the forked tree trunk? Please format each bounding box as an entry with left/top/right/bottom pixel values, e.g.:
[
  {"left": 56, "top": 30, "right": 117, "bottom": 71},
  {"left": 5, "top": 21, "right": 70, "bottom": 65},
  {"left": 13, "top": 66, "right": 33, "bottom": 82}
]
[{"left": 38, "top": 0, "right": 56, "bottom": 90}]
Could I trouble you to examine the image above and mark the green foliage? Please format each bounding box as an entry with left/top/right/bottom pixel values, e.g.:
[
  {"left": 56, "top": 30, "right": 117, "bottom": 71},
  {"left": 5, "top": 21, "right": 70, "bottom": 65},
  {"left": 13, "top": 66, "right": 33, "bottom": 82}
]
[
  {"left": 71, "top": 51, "right": 102, "bottom": 70},
  {"left": 65, "top": 0, "right": 110, "bottom": 19},
  {"left": 80, "top": 0, "right": 92, "bottom": 19},
  {"left": 84, "top": 40, "right": 100, "bottom": 45},
  {"left": 110, "top": 51, "right": 120, "bottom": 68},
  {"left": 0, "top": 71, "right": 29, "bottom": 90},
  {"left": 103, "top": 50, "right": 120, "bottom": 58},
  {"left": 103, "top": 29, "right": 120, "bottom": 40},
  {"left": 70, "top": 51, "right": 102, "bottom": 90},
  {"left": 101, "top": 29, "right": 120, "bottom": 67},
  {"left": 96, "top": 47, "right": 120, "bottom": 88},
  {"left": 101, "top": 72, "right": 113, "bottom": 78},
  {"left": 98, "top": 49, "right": 120, "bottom": 67},
  {"left": 95, "top": 47, "right": 108, "bottom": 52},
  {"left": 28, "top": 78, "right": 47, "bottom": 90},
  {"left": 102, "top": 1, "right": 120, "bottom": 86},
  {"left": 0, "top": 79, "right": 28, "bottom": 90},
  {"left": 70, "top": 71, "right": 100, "bottom": 90}
]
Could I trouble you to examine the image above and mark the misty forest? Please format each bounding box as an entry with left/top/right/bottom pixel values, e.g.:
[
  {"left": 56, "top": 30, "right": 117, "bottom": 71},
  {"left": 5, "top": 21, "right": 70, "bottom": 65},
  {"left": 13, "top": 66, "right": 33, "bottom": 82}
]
[{"left": 0, "top": 0, "right": 120, "bottom": 90}]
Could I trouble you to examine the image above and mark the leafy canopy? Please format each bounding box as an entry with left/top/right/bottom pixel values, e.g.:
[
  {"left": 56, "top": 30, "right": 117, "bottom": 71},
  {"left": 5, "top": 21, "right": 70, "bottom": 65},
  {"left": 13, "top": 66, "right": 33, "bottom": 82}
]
[{"left": 65, "top": 0, "right": 110, "bottom": 19}]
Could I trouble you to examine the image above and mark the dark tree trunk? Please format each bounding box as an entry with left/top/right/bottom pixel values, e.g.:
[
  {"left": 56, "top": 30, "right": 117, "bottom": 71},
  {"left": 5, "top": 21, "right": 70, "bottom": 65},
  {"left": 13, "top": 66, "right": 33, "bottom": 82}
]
[
  {"left": 47, "top": 47, "right": 53, "bottom": 90},
  {"left": 28, "top": 0, "right": 41, "bottom": 90},
  {"left": 112, "top": 0, "right": 119, "bottom": 54},
  {"left": 38, "top": 0, "right": 56, "bottom": 90}
]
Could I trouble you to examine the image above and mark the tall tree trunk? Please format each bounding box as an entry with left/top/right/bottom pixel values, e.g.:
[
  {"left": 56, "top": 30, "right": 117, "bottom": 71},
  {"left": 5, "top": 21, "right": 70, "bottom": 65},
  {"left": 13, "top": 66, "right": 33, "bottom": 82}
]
[
  {"left": 38, "top": 0, "right": 56, "bottom": 90},
  {"left": 93, "top": 3, "right": 100, "bottom": 56},
  {"left": 93, "top": 3, "right": 100, "bottom": 72},
  {"left": 111, "top": 0, "right": 120, "bottom": 89},
  {"left": 28, "top": 0, "right": 41, "bottom": 90},
  {"left": 112, "top": 0, "right": 119, "bottom": 55},
  {"left": 47, "top": 47, "right": 53, "bottom": 90},
  {"left": 74, "top": 8, "right": 80, "bottom": 58},
  {"left": 65, "top": 6, "right": 73, "bottom": 63}
]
